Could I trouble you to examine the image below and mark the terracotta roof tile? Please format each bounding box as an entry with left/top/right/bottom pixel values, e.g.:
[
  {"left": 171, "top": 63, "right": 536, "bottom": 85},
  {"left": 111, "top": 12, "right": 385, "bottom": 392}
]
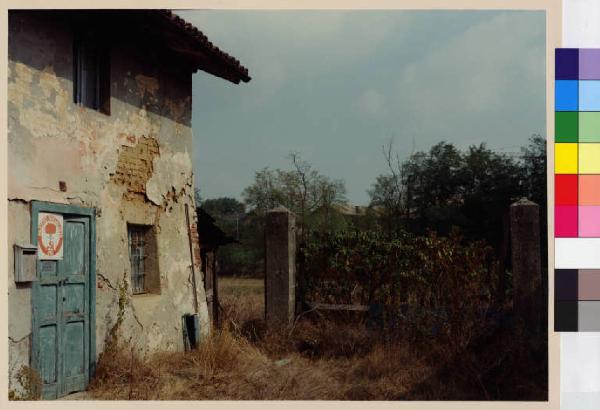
[{"left": 155, "top": 10, "right": 250, "bottom": 84}]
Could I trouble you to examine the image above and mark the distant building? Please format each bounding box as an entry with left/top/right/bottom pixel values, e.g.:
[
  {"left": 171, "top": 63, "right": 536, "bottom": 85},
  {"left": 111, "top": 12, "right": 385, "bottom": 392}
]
[{"left": 332, "top": 203, "right": 384, "bottom": 216}]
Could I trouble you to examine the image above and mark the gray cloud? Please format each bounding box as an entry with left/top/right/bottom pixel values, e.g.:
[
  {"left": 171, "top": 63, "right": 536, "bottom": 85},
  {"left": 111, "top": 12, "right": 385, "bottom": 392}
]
[{"left": 179, "top": 10, "right": 545, "bottom": 204}]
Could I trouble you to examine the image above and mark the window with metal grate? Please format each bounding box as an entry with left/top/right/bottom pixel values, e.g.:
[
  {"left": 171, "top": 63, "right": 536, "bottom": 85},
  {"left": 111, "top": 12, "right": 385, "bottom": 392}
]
[{"left": 128, "top": 225, "right": 151, "bottom": 294}]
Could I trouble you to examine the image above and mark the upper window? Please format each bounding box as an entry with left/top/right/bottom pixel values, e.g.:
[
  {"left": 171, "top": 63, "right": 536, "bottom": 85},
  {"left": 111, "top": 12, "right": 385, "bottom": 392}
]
[
  {"left": 73, "top": 34, "right": 110, "bottom": 114},
  {"left": 127, "top": 224, "right": 160, "bottom": 295}
]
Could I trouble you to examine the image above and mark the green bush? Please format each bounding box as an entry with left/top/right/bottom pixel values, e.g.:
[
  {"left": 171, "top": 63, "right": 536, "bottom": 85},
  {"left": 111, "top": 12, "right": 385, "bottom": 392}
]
[{"left": 300, "top": 228, "right": 500, "bottom": 350}]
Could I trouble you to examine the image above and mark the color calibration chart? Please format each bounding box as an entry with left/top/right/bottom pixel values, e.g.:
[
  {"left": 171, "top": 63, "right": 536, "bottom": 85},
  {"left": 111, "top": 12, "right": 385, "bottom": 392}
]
[{"left": 555, "top": 48, "right": 600, "bottom": 331}]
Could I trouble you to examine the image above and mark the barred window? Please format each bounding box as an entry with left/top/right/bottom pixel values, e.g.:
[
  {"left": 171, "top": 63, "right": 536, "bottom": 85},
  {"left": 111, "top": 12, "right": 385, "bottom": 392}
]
[{"left": 127, "top": 224, "right": 160, "bottom": 295}]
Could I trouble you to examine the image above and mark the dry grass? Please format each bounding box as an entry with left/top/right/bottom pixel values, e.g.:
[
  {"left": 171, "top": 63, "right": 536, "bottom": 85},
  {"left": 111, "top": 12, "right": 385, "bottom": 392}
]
[
  {"left": 87, "top": 328, "right": 432, "bottom": 400},
  {"left": 86, "top": 276, "right": 546, "bottom": 400}
]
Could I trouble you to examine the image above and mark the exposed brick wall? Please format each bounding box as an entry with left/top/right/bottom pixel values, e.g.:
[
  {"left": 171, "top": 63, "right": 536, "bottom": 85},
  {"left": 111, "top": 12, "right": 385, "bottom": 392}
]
[{"left": 111, "top": 136, "right": 160, "bottom": 200}]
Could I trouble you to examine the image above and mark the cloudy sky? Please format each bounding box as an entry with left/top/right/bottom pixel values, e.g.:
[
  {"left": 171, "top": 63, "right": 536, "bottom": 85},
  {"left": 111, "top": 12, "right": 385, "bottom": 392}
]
[{"left": 178, "top": 10, "right": 546, "bottom": 205}]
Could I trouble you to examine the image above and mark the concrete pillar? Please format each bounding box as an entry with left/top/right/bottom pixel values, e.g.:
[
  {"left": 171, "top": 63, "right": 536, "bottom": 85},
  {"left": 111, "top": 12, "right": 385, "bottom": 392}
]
[
  {"left": 265, "top": 206, "right": 296, "bottom": 328},
  {"left": 510, "top": 198, "right": 542, "bottom": 335}
]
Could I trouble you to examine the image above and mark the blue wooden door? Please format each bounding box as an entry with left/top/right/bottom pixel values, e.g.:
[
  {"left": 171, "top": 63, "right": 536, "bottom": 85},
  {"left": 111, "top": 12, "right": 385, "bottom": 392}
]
[{"left": 32, "top": 215, "right": 91, "bottom": 399}]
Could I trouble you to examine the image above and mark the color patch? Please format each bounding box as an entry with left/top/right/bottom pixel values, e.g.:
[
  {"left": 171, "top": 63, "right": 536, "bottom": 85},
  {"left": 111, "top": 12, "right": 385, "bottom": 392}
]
[
  {"left": 579, "top": 143, "right": 600, "bottom": 174},
  {"left": 578, "top": 301, "right": 600, "bottom": 331},
  {"left": 554, "top": 49, "right": 600, "bottom": 332},
  {"left": 579, "top": 80, "right": 600, "bottom": 111},
  {"left": 556, "top": 205, "right": 578, "bottom": 237},
  {"left": 579, "top": 49, "right": 600, "bottom": 79},
  {"left": 556, "top": 238, "right": 600, "bottom": 268},
  {"left": 579, "top": 206, "right": 600, "bottom": 237},
  {"left": 578, "top": 270, "right": 600, "bottom": 300},
  {"left": 556, "top": 48, "right": 579, "bottom": 80},
  {"left": 579, "top": 175, "right": 600, "bottom": 205},
  {"left": 555, "top": 143, "right": 578, "bottom": 174},
  {"left": 555, "top": 269, "right": 578, "bottom": 300},
  {"left": 556, "top": 80, "right": 579, "bottom": 111},
  {"left": 556, "top": 174, "right": 578, "bottom": 205},
  {"left": 555, "top": 301, "right": 578, "bottom": 331},
  {"left": 554, "top": 269, "right": 600, "bottom": 331},
  {"left": 579, "top": 112, "right": 600, "bottom": 142},
  {"left": 556, "top": 111, "right": 579, "bottom": 142}
]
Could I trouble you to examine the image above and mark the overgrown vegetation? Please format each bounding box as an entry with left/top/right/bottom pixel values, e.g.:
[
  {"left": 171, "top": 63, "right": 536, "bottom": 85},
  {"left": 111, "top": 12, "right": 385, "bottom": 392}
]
[
  {"left": 127, "top": 136, "right": 547, "bottom": 400},
  {"left": 369, "top": 136, "right": 546, "bottom": 255},
  {"left": 301, "top": 229, "right": 500, "bottom": 347},
  {"left": 87, "top": 278, "right": 546, "bottom": 400},
  {"left": 198, "top": 136, "right": 546, "bottom": 280}
]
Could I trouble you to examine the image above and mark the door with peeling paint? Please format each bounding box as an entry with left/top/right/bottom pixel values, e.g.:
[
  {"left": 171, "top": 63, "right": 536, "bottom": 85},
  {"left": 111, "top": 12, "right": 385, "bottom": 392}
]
[{"left": 32, "top": 215, "right": 91, "bottom": 399}]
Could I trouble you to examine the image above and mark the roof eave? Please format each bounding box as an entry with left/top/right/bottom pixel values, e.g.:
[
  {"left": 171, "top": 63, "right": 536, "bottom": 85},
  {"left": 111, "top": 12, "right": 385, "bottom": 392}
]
[{"left": 153, "top": 10, "right": 251, "bottom": 84}]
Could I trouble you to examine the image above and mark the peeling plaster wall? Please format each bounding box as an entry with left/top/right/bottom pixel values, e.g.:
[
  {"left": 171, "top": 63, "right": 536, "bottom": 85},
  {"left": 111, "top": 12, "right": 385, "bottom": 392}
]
[
  {"left": 7, "top": 201, "right": 33, "bottom": 397},
  {"left": 7, "top": 12, "right": 210, "bottom": 392}
]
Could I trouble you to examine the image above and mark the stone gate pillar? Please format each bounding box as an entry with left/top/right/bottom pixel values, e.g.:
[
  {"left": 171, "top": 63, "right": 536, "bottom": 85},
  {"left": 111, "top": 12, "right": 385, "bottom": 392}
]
[
  {"left": 510, "top": 198, "right": 542, "bottom": 335},
  {"left": 265, "top": 206, "right": 296, "bottom": 329}
]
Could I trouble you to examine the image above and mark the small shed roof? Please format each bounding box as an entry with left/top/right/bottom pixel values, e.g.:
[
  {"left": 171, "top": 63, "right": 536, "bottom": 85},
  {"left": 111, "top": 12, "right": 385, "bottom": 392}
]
[{"left": 197, "top": 208, "right": 238, "bottom": 250}]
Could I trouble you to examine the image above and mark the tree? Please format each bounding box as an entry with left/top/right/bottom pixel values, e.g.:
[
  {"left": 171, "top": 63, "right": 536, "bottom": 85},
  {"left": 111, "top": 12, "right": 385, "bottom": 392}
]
[
  {"left": 368, "top": 140, "right": 405, "bottom": 233},
  {"left": 368, "top": 138, "right": 540, "bottom": 248},
  {"left": 203, "top": 153, "right": 346, "bottom": 277},
  {"left": 201, "top": 197, "right": 245, "bottom": 219},
  {"left": 200, "top": 197, "right": 245, "bottom": 241},
  {"left": 242, "top": 167, "right": 286, "bottom": 215},
  {"left": 242, "top": 152, "right": 347, "bottom": 235},
  {"left": 368, "top": 174, "right": 403, "bottom": 232},
  {"left": 519, "top": 134, "right": 548, "bottom": 296},
  {"left": 520, "top": 134, "right": 547, "bottom": 207}
]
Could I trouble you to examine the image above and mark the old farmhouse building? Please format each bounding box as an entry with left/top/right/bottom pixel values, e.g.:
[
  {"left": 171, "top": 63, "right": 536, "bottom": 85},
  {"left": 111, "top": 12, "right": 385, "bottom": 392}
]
[{"left": 7, "top": 10, "right": 250, "bottom": 399}]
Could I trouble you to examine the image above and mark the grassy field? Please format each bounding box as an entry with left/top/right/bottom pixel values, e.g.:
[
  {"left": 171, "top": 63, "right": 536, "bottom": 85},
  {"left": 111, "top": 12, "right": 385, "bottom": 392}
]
[
  {"left": 219, "top": 277, "right": 264, "bottom": 297},
  {"left": 86, "top": 276, "right": 546, "bottom": 400}
]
